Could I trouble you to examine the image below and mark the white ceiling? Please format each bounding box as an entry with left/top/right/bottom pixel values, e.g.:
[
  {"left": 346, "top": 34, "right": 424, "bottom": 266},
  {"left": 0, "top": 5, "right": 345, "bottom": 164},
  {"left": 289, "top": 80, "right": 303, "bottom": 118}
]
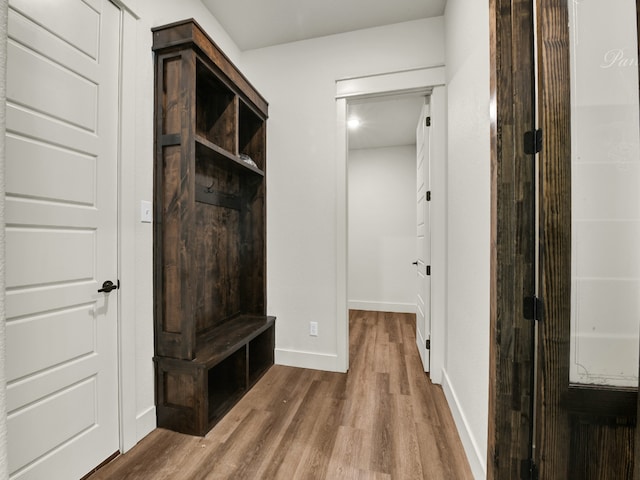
[
  {"left": 201, "top": 0, "right": 441, "bottom": 149},
  {"left": 201, "top": 0, "right": 446, "bottom": 51},
  {"left": 348, "top": 95, "right": 426, "bottom": 150}
]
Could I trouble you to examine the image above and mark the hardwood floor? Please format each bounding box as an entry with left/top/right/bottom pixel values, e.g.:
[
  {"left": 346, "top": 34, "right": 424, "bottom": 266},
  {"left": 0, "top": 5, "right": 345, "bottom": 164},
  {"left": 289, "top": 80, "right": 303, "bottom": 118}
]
[{"left": 89, "top": 310, "right": 473, "bottom": 479}]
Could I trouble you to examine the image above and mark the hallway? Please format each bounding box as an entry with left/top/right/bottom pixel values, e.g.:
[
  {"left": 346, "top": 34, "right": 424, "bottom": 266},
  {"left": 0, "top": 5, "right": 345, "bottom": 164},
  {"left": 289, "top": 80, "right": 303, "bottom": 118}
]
[{"left": 89, "top": 311, "right": 472, "bottom": 479}]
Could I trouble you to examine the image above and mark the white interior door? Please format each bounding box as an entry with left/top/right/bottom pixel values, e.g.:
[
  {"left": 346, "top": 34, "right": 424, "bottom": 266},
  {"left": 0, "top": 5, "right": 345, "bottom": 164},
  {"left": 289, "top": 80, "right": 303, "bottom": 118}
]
[
  {"left": 415, "top": 104, "right": 431, "bottom": 372},
  {"left": 5, "top": 0, "right": 121, "bottom": 478}
]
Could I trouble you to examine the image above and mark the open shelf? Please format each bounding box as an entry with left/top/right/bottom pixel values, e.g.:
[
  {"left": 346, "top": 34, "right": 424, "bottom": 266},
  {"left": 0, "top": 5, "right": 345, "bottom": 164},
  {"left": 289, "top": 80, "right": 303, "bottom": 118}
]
[
  {"left": 195, "top": 135, "right": 265, "bottom": 177},
  {"left": 196, "top": 60, "right": 236, "bottom": 154},
  {"left": 239, "top": 100, "right": 266, "bottom": 172},
  {"left": 207, "top": 347, "right": 246, "bottom": 423},
  {"left": 249, "top": 326, "right": 275, "bottom": 384}
]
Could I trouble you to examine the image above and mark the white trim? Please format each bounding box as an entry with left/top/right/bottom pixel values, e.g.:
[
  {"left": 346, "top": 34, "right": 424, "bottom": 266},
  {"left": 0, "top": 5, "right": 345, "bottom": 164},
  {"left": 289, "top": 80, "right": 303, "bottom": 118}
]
[
  {"left": 108, "top": 0, "right": 140, "bottom": 19},
  {"left": 336, "top": 97, "right": 349, "bottom": 374},
  {"left": 336, "top": 66, "right": 448, "bottom": 383},
  {"left": 336, "top": 66, "right": 445, "bottom": 99},
  {"left": 426, "top": 85, "right": 447, "bottom": 386},
  {"left": 442, "top": 369, "right": 486, "bottom": 480},
  {"left": 116, "top": 5, "right": 146, "bottom": 453},
  {"left": 348, "top": 301, "right": 416, "bottom": 314},
  {"left": 275, "top": 348, "right": 343, "bottom": 373}
]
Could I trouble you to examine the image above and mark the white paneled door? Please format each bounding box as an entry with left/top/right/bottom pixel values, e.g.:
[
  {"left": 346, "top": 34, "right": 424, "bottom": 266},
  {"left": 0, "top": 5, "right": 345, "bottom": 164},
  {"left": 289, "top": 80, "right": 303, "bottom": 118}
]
[
  {"left": 415, "top": 104, "right": 431, "bottom": 372},
  {"left": 6, "top": 0, "right": 121, "bottom": 478}
]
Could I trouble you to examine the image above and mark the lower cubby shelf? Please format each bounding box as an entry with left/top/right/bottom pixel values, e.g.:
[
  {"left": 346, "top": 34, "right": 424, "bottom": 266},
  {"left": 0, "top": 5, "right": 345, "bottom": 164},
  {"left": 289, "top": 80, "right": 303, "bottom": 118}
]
[{"left": 155, "top": 315, "right": 275, "bottom": 436}]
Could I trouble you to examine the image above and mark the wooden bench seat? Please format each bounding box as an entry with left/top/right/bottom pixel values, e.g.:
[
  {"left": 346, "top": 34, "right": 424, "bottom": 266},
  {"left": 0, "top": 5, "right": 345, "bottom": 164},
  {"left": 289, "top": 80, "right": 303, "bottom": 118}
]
[{"left": 155, "top": 315, "right": 275, "bottom": 436}]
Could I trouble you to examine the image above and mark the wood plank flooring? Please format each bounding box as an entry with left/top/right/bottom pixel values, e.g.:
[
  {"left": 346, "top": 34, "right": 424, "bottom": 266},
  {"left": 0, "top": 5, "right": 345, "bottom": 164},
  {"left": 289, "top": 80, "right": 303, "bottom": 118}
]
[{"left": 89, "top": 310, "right": 473, "bottom": 479}]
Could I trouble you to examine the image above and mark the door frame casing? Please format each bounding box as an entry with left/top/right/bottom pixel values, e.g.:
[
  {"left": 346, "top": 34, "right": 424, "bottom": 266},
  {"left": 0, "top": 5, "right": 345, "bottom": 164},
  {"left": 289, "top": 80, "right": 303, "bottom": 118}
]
[
  {"left": 108, "top": 0, "right": 154, "bottom": 454},
  {"left": 335, "top": 66, "right": 446, "bottom": 380},
  {"left": 112, "top": 0, "right": 144, "bottom": 453}
]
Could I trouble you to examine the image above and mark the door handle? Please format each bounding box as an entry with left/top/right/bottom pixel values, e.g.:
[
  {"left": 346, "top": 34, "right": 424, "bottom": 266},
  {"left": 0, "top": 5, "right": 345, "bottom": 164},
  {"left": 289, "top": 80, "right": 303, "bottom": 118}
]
[{"left": 98, "top": 280, "right": 119, "bottom": 293}]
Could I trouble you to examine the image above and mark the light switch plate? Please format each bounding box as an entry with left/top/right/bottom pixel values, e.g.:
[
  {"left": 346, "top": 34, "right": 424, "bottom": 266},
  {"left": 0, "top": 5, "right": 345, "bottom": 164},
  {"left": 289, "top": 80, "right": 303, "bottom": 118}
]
[{"left": 141, "top": 200, "right": 152, "bottom": 223}]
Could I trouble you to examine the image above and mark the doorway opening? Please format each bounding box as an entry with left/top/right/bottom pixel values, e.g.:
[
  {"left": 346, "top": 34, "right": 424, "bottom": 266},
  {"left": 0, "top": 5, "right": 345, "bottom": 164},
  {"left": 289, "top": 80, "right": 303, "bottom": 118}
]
[
  {"left": 335, "top": 67, "right": 447, "bottom": 383},
  {"left": 347, "top": 93, "right": 425, "bottom": 314}
]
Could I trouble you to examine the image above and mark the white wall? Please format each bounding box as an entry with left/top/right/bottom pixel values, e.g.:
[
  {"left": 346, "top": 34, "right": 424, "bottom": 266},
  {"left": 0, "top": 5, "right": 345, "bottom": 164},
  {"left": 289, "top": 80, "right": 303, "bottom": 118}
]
[
  {"left": 348, "top": 145, "right": 416, "bottom": 314},
  {"left": 241, "top": 18, "right": 445, "bottom": 371},
  {"left": 443, "top": 0, "right": 491, "bottom": 478}
]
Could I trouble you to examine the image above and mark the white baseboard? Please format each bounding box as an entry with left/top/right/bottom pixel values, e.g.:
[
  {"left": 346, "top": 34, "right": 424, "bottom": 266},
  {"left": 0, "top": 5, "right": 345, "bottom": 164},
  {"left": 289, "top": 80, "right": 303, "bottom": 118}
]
[
  {"left": 441, "top": 369, "right": 486, "bottom": 480},
  {"left": 348, "top": 300, "right": 416, "bottom": 314},
  {"left": 275, "top": 348, "right": 344, "bottom": 372},
  {"left": 135, "top": 406, "right": 156, "bottom": 446}
]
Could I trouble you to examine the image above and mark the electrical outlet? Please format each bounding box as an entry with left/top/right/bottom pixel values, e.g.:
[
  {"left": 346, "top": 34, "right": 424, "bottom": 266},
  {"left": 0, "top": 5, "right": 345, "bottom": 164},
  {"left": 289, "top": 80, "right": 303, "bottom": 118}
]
[{"left": 309, "top": 321, "right": 318, "bottom": 336}]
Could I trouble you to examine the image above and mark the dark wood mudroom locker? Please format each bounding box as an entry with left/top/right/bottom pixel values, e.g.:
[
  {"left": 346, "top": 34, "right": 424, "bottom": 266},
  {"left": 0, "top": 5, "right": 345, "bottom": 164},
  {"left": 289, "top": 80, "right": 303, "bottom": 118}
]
[{"left": 152, "top": 19, "right": 275, "bottom": 437}]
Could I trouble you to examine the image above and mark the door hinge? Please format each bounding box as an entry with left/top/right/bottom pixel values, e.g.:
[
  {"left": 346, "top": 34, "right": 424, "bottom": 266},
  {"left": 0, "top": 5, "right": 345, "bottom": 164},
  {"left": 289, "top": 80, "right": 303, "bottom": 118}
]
[
  {"left": 524, "top": 129, "right": 542, "bottom": 155},
  {"left": 426, "top": 339, "right": 431, "bottom": 350},
  {"left": 426, "top": 265, "right": 431, "bottom": 276},
  {"left": 521, "top": 458, "right": 539, "bottom": 480},
  {"left": 426, "top": 191, "right": 431, "bottom": 202},
  {"left": 523, "top": 296, "right": 543, "bottom": 321},
  {"left": 426, "top": 116, "right": 431, "bottom": 127}
]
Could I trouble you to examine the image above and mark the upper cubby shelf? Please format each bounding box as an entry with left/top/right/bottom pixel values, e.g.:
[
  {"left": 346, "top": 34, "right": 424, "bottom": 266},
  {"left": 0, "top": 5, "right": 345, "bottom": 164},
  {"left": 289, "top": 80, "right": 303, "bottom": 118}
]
[
  {"left": 196, "top": 61, "right": 236, "bottom": 153},
  {"left": 239, "top": 101, "right": 266, "bottom": 171},
  {"left": 195, "top": 134, "right": 265, "bottom": 177}
]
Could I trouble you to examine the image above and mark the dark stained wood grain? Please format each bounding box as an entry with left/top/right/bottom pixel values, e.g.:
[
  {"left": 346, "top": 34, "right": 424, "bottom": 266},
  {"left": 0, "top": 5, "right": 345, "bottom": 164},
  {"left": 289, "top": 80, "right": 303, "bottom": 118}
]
[
  {"left": 195, "top": 60, "right": 237, "bottom": 153},
  {"left": 238, "top": 101, "right": 266, "bottom": 170},
  {"left": 488, "top": 0, "right": 537, "bottom": 477},
  {"left": 162, "top": 55, "right": 182, "bottom": 135},
  {"left": 535, "top": 0, "right": 575, "bottom": 477},
  {"left": 153, "top": 20, "right": 271, "bottom": 436},
  {"left": 194, "top": 202, "right": 241, "bottom": 334},
  {"left": 161, "top": 146, "right": 182, "bottom": 335},
  {"left": 570, "top": 420, "right": 635, "bottom": 479},
  {"left": 89, "top": 311, "right": 473, "bottom": 480},
  {"left": 535, "top": 0, "right": 638, "bottom": 478},
  {"left": 238, "top": 179, "right": 265, "bottom": 315},
  {"left": 565, "top": 385, "right": 637, "bottom": 419}
]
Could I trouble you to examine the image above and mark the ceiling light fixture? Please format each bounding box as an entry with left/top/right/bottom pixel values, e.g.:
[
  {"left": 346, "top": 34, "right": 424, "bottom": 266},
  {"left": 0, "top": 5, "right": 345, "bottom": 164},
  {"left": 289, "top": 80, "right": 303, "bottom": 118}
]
[{"left": 347, "top": 117, "right": 361, "bottom": 129}]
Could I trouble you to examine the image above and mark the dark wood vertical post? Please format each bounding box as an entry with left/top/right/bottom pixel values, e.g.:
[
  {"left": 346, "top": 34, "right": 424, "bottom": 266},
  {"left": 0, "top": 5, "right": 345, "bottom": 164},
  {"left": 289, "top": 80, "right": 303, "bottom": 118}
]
[
  {"left": 488, "top": 0, "right": 537, "bottom": 478},
  {"left": 535, "top": 0, "right": 572, "bottom": 477}
]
